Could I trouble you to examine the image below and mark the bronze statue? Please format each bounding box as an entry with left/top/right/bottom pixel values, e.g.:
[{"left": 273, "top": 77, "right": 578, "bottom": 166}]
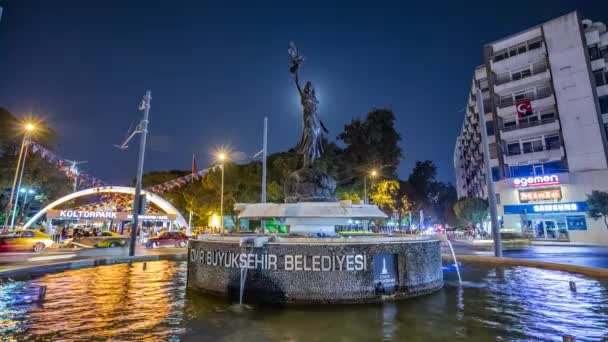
[{"left": 288, "top": 41, "right": 328, "bottom": 168}]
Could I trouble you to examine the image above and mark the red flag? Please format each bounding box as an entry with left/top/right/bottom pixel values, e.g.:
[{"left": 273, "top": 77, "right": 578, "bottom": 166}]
[
  {"left": 516, "top": 99, "right": 533, "bottom": 118},
  {"left": 191, "top": 154, "right": 197, "bottom": 175}
]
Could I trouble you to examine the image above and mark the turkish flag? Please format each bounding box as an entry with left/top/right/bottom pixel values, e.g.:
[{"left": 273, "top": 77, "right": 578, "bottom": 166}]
[
  {"left": 192, "top": 154, "right": 198, "bottom": 172},
  {"left": 516, "top": 99, "right": 533, "bottom": 118}
]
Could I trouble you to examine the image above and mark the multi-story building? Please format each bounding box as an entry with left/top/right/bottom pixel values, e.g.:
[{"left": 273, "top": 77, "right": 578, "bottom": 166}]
[{"left": 454, "top": 11, "right": 608, "bottom": 244}]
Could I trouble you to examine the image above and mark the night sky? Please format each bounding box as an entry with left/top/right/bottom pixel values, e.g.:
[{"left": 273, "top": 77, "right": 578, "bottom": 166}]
[{"left": 1, "top": 1, "right": 607, "bottom": 185}]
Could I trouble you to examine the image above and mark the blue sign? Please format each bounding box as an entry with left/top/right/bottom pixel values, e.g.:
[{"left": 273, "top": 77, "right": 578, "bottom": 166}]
[
  {"left": 566, "top": 216, "right": 587, "bottom": 230},
  {"left": 373, "top": 254, "right": 398, "bottom": 293},
  {"left": 503, "top": 202, "right": 587, "bottom": 215}
]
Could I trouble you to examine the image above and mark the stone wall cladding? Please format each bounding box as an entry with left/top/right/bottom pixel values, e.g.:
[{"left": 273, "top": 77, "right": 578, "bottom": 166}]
[{"left": 187, "top": 238, "right": 443, "bottom": 304}]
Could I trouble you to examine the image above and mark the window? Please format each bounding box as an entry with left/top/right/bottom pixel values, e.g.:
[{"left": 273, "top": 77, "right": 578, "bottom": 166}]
[
  {"left": 21, "top": 231, "right": 34, "bottom": 238},
  {"left": 522, "top": 139, "right": 543, "bottom": 153},
  {"left": 540, "top": 112, "right": 555, "bottom": 121},
  {"left": 601, "top": 46, "right": 608, "bottom": 59},
  {"left": 545, "top": 134, "right": 561, "bottom": 150},
  {"left": 528, "top": 40, "right": 542, "bottom": 50},
  {"left": 491, "top": 166, "right": 501, "bottom": 181},
  {"left": 489, "top": 143, "right": 498, "bottom": 159},
  {"left": 492, "top": 38, "right": 542, "bottom": 62},
  {"left": 510, "top": 164, "right": 533, "bottom": 178},
  {"left": 479, "top": 79, "right": 489, "bottom": 91},
  {"left": 589, "top": 45, "right": 601, "bottom": 60},
  {"left": 543, "top": 160, "right": 568, "bottom": 173},
  {"left": 507, "top": 142, "right": 521, "bottom": 155},
  {"left": 514, "top": 92, "right": 526, "bottom": 102},
  {"left": 594, "top": 70, "right": 606, "bottom": 86},
  {"left": 600, "top": 95, "right": 608, "bottom": 114},
  {"left": 486, "top": 121, "right": 494, "bottom": 136},
  {"left": 512, "top": 67, "right": 532, "bottom": 81},
  {"left": 503, "top": 117, "right": 517, "bottom": 129}
]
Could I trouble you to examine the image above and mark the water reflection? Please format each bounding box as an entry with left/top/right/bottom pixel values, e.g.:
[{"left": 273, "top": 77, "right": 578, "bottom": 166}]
[{"left": 0, "top": 261, "right": 607, "bottom": 341}]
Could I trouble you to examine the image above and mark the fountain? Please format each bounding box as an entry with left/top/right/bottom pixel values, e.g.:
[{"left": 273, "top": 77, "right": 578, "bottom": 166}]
[
  {"left": 186, "top": 43, "right": 443, "bottom": 303},
  {"left": 445, "top": 239, "right": 462, "bottom": 284}
]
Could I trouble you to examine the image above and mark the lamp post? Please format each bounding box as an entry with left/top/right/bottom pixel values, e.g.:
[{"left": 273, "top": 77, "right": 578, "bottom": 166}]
[
  {"left": 216, "top": 152, "right": 227, "bottom": 232},
  {"left": 4, "top": 122, "right": 35, "bottom": 228},
  {"left": 364, "top": 169, "right": 378, "bottom": 204}
]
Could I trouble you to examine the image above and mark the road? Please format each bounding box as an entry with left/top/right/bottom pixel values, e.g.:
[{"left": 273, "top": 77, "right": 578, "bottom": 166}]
[
  {"left": 445, "top": 243, "right": 608, "bottom": 269},
  {"left": 3, "top": 241, "right": 608, "bottom": 271},
  {"left": 0, "top": 245, "right": 186, "bottom": 271}
]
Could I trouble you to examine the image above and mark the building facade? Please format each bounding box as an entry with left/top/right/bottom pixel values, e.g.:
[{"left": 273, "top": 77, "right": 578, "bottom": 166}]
[{"left": 454, "top": 11, "right": 608, "bottom": 244}]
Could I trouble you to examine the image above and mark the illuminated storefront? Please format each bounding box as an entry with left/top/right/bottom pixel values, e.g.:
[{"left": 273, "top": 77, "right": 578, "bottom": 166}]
[{"left": 496, "top": 171, "right": 608, "bottom": 244}]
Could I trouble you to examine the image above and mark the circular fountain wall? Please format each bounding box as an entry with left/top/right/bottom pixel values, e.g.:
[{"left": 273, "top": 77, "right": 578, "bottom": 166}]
[{"left": 187, "top": 235, "right": 442, "bottom": 304}]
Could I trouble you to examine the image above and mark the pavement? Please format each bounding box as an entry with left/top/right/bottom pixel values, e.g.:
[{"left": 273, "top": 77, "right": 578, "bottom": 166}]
[{"left": 444, "top": 241, "right": 608, "bottom": 269}]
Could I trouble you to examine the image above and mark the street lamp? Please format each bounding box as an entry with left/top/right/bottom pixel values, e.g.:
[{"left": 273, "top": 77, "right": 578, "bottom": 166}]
[
  {"left": 216, "top": 152, "right": 228, "bottom": 232},
  {"left": 4, "top": 122, "right": 35, "bottom": 228},
  {"left": 364, "top": 169, "right": 378, "bottom": 204}
]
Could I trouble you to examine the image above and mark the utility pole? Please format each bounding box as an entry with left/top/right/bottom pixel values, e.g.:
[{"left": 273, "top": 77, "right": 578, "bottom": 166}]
[
  {"left": 261, "top": 117, "right": 268, "bottom": 203},
  {"left": 476, "top": 88, "right": 502, "bottom": 257},
  {"left": 364, "top": 176, "right": 367, "bottom": 204},
  {"left": 4, "top": 131, "right": 28, "bottom": 228},
  {"left": 128, "top": 91, "right": 151, "bottom": 256},
  {"left": 220, "top": 161, "right": 224, "bottom": 231},
  {"left": 260, "top": 117, "right": 268, "bottom": 234},
  {"left": 10, "top": 141, "right": 29, "bottom": 229}
]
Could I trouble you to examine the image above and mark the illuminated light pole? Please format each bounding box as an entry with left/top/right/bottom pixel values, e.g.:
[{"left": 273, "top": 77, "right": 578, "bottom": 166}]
[
  {"left": 4, "top": 122, "right": 35, "bottom": 228},
  {"left": 364, "top": 169, "right": 378, "bottom": 204},
  {"left": 216, "top": 152, "right": 227, "bottom": 232}
]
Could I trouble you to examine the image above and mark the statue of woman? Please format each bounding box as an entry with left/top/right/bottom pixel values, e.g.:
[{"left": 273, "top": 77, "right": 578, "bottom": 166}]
[{"left": 288, "top": 42, "right": 328, "bottom": 168}]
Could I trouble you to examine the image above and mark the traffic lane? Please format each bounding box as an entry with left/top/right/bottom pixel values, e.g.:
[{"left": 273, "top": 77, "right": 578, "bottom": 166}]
[
  {"left": 503, "top": 246, "right": 608, "bottom": 269},
  {"left": 0, "top": 249, "right": 78, "bottom": 264},
  {"left": 444, "top": 244, "right": 608, "bottom": 269},
  {"left": 0, "top": 244, "right": 186, "bottom": 262}
]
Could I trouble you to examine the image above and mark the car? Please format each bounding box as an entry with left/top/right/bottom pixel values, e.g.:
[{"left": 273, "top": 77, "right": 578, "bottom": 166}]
[
  {"left": 146, "top": 231, "right": 188, "bottom": 248},
  {"left": 0, "top": 230, "right": 54, "bottom": 253},
  {"left": 89, "top": 232, "right": 129, "bottom": 248}
]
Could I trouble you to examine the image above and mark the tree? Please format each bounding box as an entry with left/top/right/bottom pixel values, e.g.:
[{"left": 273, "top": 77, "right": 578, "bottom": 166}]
[
  {"left": 0, "top": 108, "right": 71, "bottom": 221},
  {"left": 369, "top": 179, "right": 400, "bottom": 213},
  {"left": 407, "top": 160, "right": 437, "bottom": 206},
  {"left": 587, "top": 190, "right": 608, "bottom": 229},
  {"left": 431, "top": 182, "right": 457, "bottom": 226},
  {"left": 453, "top": 197, "right": 489, "bottom": 234},
  {"left": 337, "top": 108, "right": 402, "bottom": 189}
]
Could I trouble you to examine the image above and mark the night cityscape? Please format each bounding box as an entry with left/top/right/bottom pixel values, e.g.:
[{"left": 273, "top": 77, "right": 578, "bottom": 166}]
[{"left": 1, "top": 1, "right": 608, "bottom": 340}]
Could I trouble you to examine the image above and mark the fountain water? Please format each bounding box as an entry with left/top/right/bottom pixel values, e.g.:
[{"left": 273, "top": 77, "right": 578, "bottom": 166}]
[
  {"left": 445, "top": 239, "right": 462, "bottom": 284},
  {"left": 239, "top": 267, "right": 248, "bottom": 305}
]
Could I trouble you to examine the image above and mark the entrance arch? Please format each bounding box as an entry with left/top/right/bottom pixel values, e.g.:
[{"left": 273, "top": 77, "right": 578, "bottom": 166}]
[{"left": 23, "top": 186, "right": 188, "bottom": 229}]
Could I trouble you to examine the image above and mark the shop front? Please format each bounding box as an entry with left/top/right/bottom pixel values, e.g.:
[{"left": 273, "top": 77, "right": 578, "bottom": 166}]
[
  {"left": 496, "top": 170, "right": 608, "bottom": 244},
  {"left": 503, "top": 202, "right": 588, "bottom": 241}
]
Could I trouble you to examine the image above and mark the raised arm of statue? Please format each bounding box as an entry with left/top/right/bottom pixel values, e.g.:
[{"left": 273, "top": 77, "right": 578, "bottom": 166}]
[{"left": 288, "top": 41, "right": 305, "bottom": 97}]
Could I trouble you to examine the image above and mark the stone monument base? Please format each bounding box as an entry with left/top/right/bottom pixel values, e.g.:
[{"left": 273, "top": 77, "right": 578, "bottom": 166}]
[{"left": 187, "top": 235, "right": 443, "bottom": 304}]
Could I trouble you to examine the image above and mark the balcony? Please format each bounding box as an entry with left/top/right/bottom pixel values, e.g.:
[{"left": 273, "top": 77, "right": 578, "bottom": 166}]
[
  {"left": 497, "top": 85, "right": 552, "bottom": 108},
  {"left": 500, "top": 117, "right": 560, "bottom": 141},
  {"left": 494, "top": 61, "right": 550, "bottom": 94},
  {"left": 496, "top": 87, "right": 555, "bottom": 118},
  {"left": 504, "top": 146, "right": 564, "bottom": 165},
  {"left": 490, "top": 39, "right": 546, "bottom": 73}
]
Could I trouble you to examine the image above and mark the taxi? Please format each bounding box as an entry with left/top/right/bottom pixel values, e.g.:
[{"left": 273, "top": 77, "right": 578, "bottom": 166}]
[{"left": 0, "top": 230, "right": 54, "bottom": 253}]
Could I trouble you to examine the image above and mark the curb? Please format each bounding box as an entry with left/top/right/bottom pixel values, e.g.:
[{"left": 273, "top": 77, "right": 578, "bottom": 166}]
[
  {"left": 0, "top": 253, "right": 187, "bottom": 280},
  {"left": 442, "top": 254, "right": 608, "bottom": 278}
]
